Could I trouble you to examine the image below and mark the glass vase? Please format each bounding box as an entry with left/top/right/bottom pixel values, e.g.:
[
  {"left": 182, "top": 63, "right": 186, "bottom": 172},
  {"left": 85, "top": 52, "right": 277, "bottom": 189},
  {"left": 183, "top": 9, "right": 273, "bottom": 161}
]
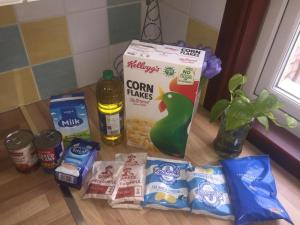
[{"left": 213, "top": 115, "right": 253, "bottom": 159}]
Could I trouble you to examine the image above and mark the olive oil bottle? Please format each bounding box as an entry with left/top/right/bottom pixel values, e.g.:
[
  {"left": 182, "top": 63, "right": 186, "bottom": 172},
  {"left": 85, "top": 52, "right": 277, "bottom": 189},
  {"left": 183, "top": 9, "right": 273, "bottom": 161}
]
[{"left": 96, "top": 70, "right": 124, "bottom": 145}]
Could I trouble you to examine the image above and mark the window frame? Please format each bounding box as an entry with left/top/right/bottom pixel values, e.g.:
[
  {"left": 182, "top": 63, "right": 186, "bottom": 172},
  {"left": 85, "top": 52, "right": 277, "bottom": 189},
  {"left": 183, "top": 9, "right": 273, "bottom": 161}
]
[
  {"left": 203, "top": 0, "right": 300, "bottom": 179},
  {"left": 244, "top": 0, "right": 300, "bottom": 137}
]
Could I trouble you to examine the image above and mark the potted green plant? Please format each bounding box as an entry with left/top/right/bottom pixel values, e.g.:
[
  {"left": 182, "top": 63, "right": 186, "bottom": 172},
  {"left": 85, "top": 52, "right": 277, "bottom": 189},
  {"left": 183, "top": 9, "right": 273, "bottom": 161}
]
[{"left": 210, "top": 74, "right": 297, "bottom": 158}]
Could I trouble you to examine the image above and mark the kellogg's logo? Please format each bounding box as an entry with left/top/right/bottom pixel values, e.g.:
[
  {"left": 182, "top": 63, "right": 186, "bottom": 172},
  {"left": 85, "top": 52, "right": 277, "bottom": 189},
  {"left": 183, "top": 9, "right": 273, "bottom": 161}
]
[
  {"left": 153, "top": 163, "right": 180, "bottom": 184},
  {"left": 127, "top": 60, "right": 160, "bottom": 73}
]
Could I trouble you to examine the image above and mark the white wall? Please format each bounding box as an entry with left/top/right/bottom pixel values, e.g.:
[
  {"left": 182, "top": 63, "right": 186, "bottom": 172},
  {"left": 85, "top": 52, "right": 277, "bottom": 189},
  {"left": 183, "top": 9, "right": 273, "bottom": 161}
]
[
  {"left": 190, "top": 0, "right": 226, "bottom": 30},
  {"left": 156, "top": 0, "right": 226, "bottom": 44}
]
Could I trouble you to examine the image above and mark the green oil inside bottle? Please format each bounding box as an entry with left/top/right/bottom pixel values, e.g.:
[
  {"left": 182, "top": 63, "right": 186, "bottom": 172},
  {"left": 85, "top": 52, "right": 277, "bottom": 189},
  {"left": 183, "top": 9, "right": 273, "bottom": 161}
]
[{"left": 96, "top": 70, "right": 124, "bottom": 145}]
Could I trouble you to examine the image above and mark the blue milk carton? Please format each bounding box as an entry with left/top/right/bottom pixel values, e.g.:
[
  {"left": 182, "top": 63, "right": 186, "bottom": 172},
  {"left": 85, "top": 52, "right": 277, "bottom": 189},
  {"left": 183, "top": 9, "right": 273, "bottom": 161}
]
[{"left": 50, "top": 93, "right": 91, "bottom": 147}]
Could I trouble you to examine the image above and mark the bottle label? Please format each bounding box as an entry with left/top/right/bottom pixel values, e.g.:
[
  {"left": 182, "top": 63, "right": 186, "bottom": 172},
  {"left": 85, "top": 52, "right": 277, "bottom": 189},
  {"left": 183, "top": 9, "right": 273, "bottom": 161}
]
[{"left": 100, "top": 112, "right": 123, "bottom": 135}]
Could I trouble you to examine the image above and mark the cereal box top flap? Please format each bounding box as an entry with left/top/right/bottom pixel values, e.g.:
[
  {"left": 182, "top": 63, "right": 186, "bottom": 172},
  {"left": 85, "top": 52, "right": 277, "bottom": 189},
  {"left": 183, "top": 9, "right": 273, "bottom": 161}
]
[{"left": 124, "top": 40, "right": 205, "bottom": 67}]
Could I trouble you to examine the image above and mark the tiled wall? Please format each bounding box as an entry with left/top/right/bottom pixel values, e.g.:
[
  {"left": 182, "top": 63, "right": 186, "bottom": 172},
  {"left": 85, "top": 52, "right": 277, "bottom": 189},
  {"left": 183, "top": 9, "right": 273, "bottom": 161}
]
[
  {"left": 159, "top": 0, "right": 225, "bottom": 105},
  {"left": 159, "top": 0, "right": 190, "bottom": 44},
  {"left": 186, "top": 0, "right": 226, "bottom": 50},
  {"left": 0, "top": 0, "right": 141, "bottom": 112},
  {"left": 160, "top": 0, "right": 226, "bottom": 50},
  {"left": 0, "top": 0, "right": 225, "bottom": 113}
]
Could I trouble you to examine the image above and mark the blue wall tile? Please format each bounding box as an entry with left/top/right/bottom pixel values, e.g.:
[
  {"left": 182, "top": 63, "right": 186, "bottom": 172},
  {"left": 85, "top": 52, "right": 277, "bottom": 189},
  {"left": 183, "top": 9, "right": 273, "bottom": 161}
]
[
  {"left": 108, "top": 3, "right": 141, "bottom": 44},
  {"left": 33, "top": 57, "right": 77, "bottom": 99},
  {"left": 0, "top": 25, "right": 28, "bottom": 73}
]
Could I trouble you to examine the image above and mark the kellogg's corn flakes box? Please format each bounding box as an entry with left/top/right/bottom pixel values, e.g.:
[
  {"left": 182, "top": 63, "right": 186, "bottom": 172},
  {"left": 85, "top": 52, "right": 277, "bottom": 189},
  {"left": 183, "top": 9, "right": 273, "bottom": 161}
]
[{"left": 123, "top": 40, "right": 205, "bottom": 158}]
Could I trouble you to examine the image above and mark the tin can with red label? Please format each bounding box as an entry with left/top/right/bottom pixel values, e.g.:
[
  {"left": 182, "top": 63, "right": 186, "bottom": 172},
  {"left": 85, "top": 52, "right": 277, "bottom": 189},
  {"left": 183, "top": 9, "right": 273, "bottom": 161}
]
[
  {"left": 34, "top": 129, "right": 64, "bottom": 173},
  {"left": 5, "top": 129, "right": 39, "bottom": 173}
]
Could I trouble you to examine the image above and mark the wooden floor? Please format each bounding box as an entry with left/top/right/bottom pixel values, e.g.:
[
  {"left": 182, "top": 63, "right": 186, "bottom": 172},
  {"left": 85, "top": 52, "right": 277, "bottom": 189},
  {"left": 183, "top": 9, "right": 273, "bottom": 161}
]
[{"left": 0, "top": 85, "right": 300, "bottom": 225}]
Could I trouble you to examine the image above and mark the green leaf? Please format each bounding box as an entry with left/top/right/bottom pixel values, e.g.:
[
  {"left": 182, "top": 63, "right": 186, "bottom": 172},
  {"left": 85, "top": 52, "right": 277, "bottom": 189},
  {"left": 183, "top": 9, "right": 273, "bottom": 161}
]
[
  {"left": 265, "top": 112, "right": 283, "bottom": 127},
  {"left": 256, "top": 116, "right": 269, "bottom": 130},
  {"left": 225, "top": 99, "right": 254, "bottom": 130},
  {"left": 209, "top": 99, "right": 230, "bottom": 122},
  {"left": 234, "top": 89, "right": 250, "bottom": 103},
  {"left": 228, "top": 74, "right": 247, "bottom": 93},
  {"left": 234, "top": 89, "right": 246, "bottom": 97},
  {"left": 285, "top": 114, "right": 298, "bottom": 128},
  {"left": 254, "top": 89, "right": 284, "bottom": 115},
  {"left": 265, "top": 112, "right": 297, "bottom": 128},
  {"left": 265, "top": 111, "right": 275, "bottom": 120}
]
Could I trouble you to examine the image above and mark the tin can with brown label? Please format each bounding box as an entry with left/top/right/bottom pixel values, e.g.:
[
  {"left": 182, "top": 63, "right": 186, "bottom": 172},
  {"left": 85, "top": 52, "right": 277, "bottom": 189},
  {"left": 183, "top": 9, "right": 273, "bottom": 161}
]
[
  {"left": 34, "top": 129, "right": 64, "bottom": 173},
  {"left": 5, "top": 129, "right": 39, "bottom": 173}
]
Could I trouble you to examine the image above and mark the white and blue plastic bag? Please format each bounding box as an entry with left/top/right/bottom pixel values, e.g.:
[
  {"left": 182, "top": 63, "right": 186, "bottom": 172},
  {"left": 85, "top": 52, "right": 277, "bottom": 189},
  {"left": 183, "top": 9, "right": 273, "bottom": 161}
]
[
  {"left": 187, "top": 165, "right": 233, "bottom": 219},
  {"left": 143, "top": 157, "right": 191, "bottom": 211}
]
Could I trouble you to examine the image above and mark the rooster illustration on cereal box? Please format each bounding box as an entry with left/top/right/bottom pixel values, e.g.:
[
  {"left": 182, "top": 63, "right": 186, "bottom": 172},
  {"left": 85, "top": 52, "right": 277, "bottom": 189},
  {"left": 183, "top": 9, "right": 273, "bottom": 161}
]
[{"left": 150, "top": 78, "right": 199, "bottom": 158}]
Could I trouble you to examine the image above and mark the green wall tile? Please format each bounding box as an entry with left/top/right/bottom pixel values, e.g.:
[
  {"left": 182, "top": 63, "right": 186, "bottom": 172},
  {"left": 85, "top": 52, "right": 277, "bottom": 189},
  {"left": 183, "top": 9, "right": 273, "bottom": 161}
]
[
  {"left": 107, "top": 0, "right": 137, "bottom": 6},
  {"left": 108, "top": 3, "right": 141, "bottom": 44},
  {"left": 32, "top": 57, "right": 77, "bottom": 99},
  {"left": 0, "top": 25, "right": 28, "bottom": 73}
]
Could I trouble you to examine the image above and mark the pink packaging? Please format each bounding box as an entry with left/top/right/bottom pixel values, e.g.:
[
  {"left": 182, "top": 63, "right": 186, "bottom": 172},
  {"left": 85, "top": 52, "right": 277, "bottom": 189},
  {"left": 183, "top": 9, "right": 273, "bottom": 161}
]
[
  {"left": 110, "top": 153, "right": 147, "bottom": 206},
  {"left": 83, "top": 161, "right": 124, "bottom": 200}
]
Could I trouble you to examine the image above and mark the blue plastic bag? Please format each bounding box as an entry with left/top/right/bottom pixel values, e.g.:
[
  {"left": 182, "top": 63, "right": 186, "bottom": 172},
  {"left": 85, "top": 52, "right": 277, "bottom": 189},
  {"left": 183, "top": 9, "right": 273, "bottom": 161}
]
[{"left": 221, "top": 155, "right": 293, "bottom": 225}]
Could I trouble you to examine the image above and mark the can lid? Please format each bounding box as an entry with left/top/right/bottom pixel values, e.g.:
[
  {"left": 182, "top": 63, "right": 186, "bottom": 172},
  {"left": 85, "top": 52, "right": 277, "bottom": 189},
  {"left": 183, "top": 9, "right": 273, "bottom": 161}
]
[
  {"left": 5, "top": 129, "right": 33, "bottom": 150},
  {"left": 34, "top": 129, "right": 62, "bottom": 149},
  {"left": 103, "top": 70, "right": 113, "bottom": 80}
]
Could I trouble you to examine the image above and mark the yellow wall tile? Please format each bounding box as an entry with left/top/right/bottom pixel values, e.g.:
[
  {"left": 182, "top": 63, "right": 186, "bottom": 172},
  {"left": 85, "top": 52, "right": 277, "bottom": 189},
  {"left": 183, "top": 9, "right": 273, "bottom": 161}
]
[
  {"left": 186, "top": 18, "right": 220, "bottom": 106},
  {"left": 20, "top": 17, "right": 71, "bottom": 64},
  {"left": 186, "top": 18, "right": 219, "bottom": 51},
  {"left": 0, "top": 68, "right": 40, "bottom": 112},
  {"left": 0, "top": 6, "right": 16, "bottom": 27}
]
